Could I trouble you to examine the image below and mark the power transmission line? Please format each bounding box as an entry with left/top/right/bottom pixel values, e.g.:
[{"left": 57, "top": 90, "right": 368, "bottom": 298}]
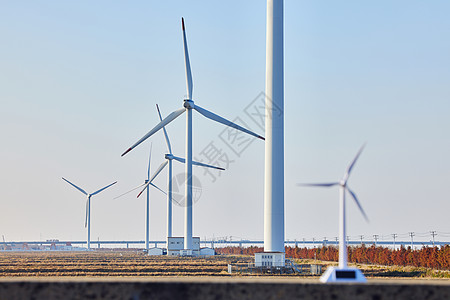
[
  {"left": 409, "top": 232, "right": 415, "bottom": 250},
  {"left": 430, "top": 231, "right": 437, "bottom": 247},
  {"left": 373, "top": 234, "right": 379, "bottom": 246},
  {"left": 392, "top": 233, "right": 398, "bottom": 249}
]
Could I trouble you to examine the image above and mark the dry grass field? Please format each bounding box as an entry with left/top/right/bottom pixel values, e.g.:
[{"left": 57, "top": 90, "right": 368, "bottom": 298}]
[
  {"left": 0, "top": 251, "right": 248, "bottom": 277},
  {"left": 0, "top": 250, "right": 448, "bottom": 279}
]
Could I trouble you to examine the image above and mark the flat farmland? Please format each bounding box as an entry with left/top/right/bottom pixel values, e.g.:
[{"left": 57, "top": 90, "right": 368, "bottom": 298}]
[
  {"left": 0, "top": 251, "right": 247, "bottom": 277},
  {"left": 0, "top": 251, "right": 448, "bottom": 279}
]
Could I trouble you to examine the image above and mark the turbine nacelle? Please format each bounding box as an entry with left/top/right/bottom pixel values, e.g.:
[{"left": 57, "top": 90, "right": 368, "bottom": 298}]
[{"left": 184, "top": 100, "right": 194, "bottom": 109}]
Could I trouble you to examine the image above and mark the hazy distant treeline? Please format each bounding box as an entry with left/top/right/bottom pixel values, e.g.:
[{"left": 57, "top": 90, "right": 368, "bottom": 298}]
[{"left": 215, "top": 245, "right": 450, "bottom": 270}]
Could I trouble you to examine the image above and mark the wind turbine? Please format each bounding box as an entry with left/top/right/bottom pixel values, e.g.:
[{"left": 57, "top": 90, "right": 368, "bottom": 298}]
[
  {"left": 114, "top": 144, "right": 166, "bottom": 252},
  {"left": 297, "top": 144, "right": 369, "bottom": 283},
  {"left": 154, "top": 104, "right": 225, "bottom": 240},
  {"left": 122, "top": 18, "right": 264, "bottom": 253},
  {"left": 62, "top": 177, "right": 117, "bottom": 250}
]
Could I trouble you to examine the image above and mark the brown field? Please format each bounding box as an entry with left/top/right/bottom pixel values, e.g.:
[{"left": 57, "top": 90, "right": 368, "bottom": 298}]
[
  {"left": 0, "top": 250, "right": 448, "bottom": 279},
  {"left": 0, "top": 251, "right": 247, "bottom": 277}
]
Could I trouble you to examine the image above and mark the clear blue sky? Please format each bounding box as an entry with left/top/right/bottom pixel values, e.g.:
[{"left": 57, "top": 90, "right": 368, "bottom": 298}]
[{"left": 1, "top": 1, "right": 449, "bottom": 244}]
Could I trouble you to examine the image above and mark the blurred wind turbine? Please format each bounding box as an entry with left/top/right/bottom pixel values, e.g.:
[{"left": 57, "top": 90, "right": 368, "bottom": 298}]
[
  {"left": 297, "top": 144, "right": 369, "bottom": 283},
  {"left": 114, "top": 144, "right": 166, "bottom": 252},
  {"left": 62, "top": 178, "right": 117, "bottom": 250},
  {"left": 122, "top": 18, "right": 264, "bottom": 252}
]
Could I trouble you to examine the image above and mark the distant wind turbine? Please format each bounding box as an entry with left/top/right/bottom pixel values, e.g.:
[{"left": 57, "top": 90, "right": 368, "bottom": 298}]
[
  {"left": 114, "top": 144, "right": 166, "bottom": 252},
  {"left": 121, "top": 18, "right": 264, "bottom": 252},
  {"left": 62, "top": 178, "right": 117, "bottom": 250},
  {"left": 297, "top": 144, "right": 369, "bottom": 283},
  {"left": 154, "top": 104, "right": 225, "bottom": 240}
]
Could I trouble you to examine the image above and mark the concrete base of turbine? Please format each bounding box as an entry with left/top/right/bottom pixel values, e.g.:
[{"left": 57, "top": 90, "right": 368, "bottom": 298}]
[
  {"left": 254, "top": 252, "right": 285, "bottom": 267},
  {"left": 320, "top": 267, "right": 366, "bottom": 283}
]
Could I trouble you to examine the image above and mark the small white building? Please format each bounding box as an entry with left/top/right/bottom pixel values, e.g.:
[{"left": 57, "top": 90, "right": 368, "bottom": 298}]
[
  {"left": 167, "top": 237, "right": 200, "bottom": 256},
  {"left": 254, "top": 252, "right": 285, "bottom": 267},
  {"left": 199, "top": 247, "right": 215, "bottom": 256},
  {"left": 148, "top": 247, "right": 164, "bottom": 256}
]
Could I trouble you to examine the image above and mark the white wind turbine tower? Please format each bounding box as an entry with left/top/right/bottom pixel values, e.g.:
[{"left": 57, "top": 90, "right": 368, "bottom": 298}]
[
  {"left": 62, "top": 178, "right": 117, "bottom": 250},
  {"left": 297, "top": 144, "right": 369, "bottom": 283},
  {"left": 154, "top": 104, "right": 224, "bottom": 240},
  {"left": 254, "top": 0, "right": 285, "bottom": 267},
  {"left": 122, "top": 18, "right": 264, "bottom": 253},
  {"left": 114, "top": 144, "right": 166, "bottom": 251}
]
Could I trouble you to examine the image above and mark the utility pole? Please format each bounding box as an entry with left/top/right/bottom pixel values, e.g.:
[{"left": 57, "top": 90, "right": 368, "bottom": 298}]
[
  {"left": 359, "top": 235, "right": 364, "bottom": 246},
  {"left": 335, "top": 237, "right": 339, "bottom": 246},
  {"left": 409, "top": 232, "right": 415, "bottom": 250},
  {"left": 312, "top": 238, "right": 316, "bottom": 248},
  {"left": 373, "top": 234, "right": 379, "bottom": 247},
  {"left": 430, "top": 231, "right": 437, "bottom": 247},
  {"left": 392, "top": 233, "right": 397, "bottom": 249}
]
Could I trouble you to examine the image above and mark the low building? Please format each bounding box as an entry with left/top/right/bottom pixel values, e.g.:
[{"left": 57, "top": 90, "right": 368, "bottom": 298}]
[
  {"left": 199, "top": 247, "right": 215, "bottom": 256},
  {"left": 254, "top": 252, "right": 285, "bottom": 267},
  {"left": 167, "top": 237, "right": 200, "bottom": 256},
  {"left": 148, "top": 247, "right": 164, "bottom": 256}
]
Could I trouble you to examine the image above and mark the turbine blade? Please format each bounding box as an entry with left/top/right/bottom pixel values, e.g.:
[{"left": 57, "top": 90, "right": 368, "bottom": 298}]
[
  {"left": 121, "top": 108, "right": 185, "bottom": 156},
  {"left": 113, "top": 183, "right": 146, "bottom": 199},
  {"left": 137, "top": 182, "right": 178, "bottom": 205},
  {"left": 297, "top": 183, "right": 339, "bottom": 187},
  {"left": 171, "top": 197, "right": 182, "bottom": 207},
  {"left": 192, "top": 160, "right": 225, "bottom": 170},
  {"left": 62, "top": 177, "right": 88, "bottom": 196},
  {"left": 147, "top": 143, "right": 152, "bottom": 180},
  {"left": 171, "top": 155, "right": 185, "bottom": 164},
  {"left": 343, "top": 143, "right": 366, "bottom": 183},
  {"left": 171, "top": 155, "right": 225, "bottom": 170},
  {"left": 347, "top": 187, "right": 369, "bottom": 222},
  {"left": 84, "top": 199, "right": 88, "bottom": 228},
  {"left": 149, "top": 161, "right": 168, "bottom": 183},
  {"left": 194, "top": 105, "right": 264, "bottom": 140},
  {"left": 156, "top": 104, "right": 172, "bottom": 154},
  {"left": 182, "top": 17, "right": 193, "bottom": 99},
  {"left": 137, "top": 182, "right": 151, "bottom": 199},
  {"left": 149, "top": 182, "right": 167, "bottom": 195},
  {"left": 91, "top": 181, "right": 117, "bottom": 196}
]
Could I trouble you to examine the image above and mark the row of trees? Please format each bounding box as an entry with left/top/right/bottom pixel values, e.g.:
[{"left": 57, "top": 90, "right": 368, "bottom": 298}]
[{"left": 215, "top": 245, "right": 450, "bottom": 270}]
